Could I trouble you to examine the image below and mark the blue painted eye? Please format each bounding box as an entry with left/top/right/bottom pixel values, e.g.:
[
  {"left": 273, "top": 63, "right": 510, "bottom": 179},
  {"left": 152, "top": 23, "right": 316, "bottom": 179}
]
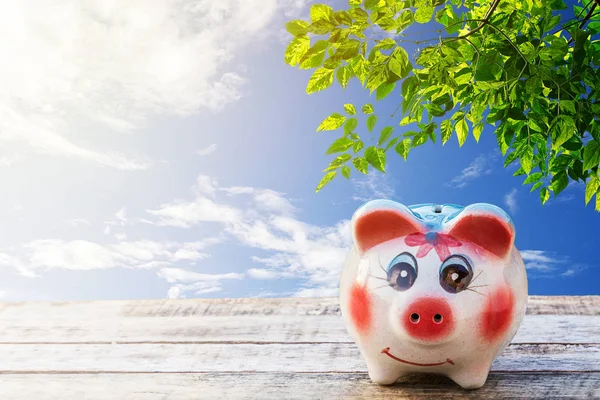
[
  {"left": 439, "top": 255, "right": 473, "bottom": 294},
  {"left": 387, "top": 252, "right": 418, "bottom": 291}
]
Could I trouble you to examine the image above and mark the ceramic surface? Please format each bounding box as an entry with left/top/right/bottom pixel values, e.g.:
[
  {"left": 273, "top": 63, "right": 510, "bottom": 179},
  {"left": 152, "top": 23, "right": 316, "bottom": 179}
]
[{"left": 339, "top": 201, "right": 528, "bottom": 389}]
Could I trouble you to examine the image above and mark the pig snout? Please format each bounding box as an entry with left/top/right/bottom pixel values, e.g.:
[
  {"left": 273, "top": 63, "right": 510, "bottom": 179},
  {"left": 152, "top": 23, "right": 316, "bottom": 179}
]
[{"left": 401, "top": 297, "right": 454, "bottom": 343}]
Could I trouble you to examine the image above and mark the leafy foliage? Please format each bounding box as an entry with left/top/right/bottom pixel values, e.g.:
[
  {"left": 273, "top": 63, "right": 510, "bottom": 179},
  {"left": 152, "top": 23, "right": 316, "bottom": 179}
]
[{"left": 284, "top": 0, "right": 600, "bottom": 211}]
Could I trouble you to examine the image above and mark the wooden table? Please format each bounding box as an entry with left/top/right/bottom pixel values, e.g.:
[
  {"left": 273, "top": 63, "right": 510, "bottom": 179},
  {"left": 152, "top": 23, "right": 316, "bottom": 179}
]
[{"left": 0, "top": 296, "right": 598, "bottom": 399}]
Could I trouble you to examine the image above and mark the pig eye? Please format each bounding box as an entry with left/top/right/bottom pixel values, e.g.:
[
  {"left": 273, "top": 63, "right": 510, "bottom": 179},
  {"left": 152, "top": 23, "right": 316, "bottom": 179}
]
[
  {"left": 387, "top": 252, "right": 418, "bottom": 291},
  {"left": 439, "top": 255, "right": 473, "bottom": 294}
]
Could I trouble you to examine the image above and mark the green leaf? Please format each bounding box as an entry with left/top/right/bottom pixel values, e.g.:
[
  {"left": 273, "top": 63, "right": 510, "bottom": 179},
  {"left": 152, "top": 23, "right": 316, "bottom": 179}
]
[
  {"left": 365, "top": 146, "right": 386, "bottom": 172},
  {"left": 585, "top": 176, "right": 600, "bottom": 205},
  {"left": 353, "top": 140, "right": 364, "bottom": 153},
  {"left": 366, "top": 64, "right": 389, "bottom": 92},
  {"left": 285, "top": 36, "right": 310, "bottom": 66},
  {"left": 367, "top": 115, "right": 378, "bottom": 133},
  {"left": 336, "top": 65, "right": 353, "bottom": 89},
  {"left": 307, "top": 68, "right": 335, "bottom": 94},
  {"left": 341, "top": 165, "right": 351, "bottom": 179},
  {"left": 324, "top": 154, "right": 352, "bottom": 171},
  {"left": 385, "top": 137, "right": 399, "bottom": 151},
  {"left": 395, "top": 138, "right": 411, "bottom": 160},
  {"left": 299, "top": 40, "right": 328, "bottom": 69},
  {"left": 455, "top": 119, "right": 468, "bottom": 147},
  {"left": 588, "top": 21, "right": 600, "bottom": 35},
  {"left": 338, "top": 40, "right": 361, "bottom": 60},
  {"left": 362, "top": 104, "right": 375, "bottom": 114},
  {"left": 520, "top": 144, "right": 534, "bottom": 175},
  {"left": 317, "top": 112, "right": 346, "bottom": 131},
  {"left": 559, "top": 100, "right": 576, "bottom": 115},
  {"left": 353, "top": 157, "right": 369, "bottom": 174},
  {"left": 523, "top": 172, "right": 543, "bottom": 185},
  {"left": 376, "top": 82, "right": 396, "bottom": 101},
  {"left": 550, "top": 171, "right": 569, "bottom": 195},
  {"left": 378, "top": 126, "right": 394, "bottom": 146},
  {"left": 373, "top": 38, "right": 396, "bottom": 51},
  {"left": 286, "top": 20, "right": 310, "bottom": 36},
  {"left": 531, "top": 181, "right": 544, "bottom": 192},
  {"left": 310, "top": 4, "right": 334, "bottom": 23},
  {"left": 344, "top": 118, "right": 358, "bottom": 135},
  {"left": 472, "top": 123, "right": 483, "bottom": 142},
  {"left": 540, "top": 186, "right": 550, "bottom": 204},
  {"left": 344, "top": 104, "right": 357, "bottom": 115},
  {"left": 326, "top": 137, "right": 354, "bottom": 154},
  {"left": 504, "top": 151, "right": 519, "bottom": 168},
  {"left": 583, "top": 140, "right": 600, "bottom": 170},
  {"left": 350, "top": 55, "right": 370, "bottom": 84},
  {"left": 397, "top": 9, "right": 414, "bottom": 31},
  {"left": 316, "top": 171, "right": 337, "bottom": 192},
  {"left": 441, "top": 120, "right": 453, "bottom": 145},
  {"left": 550, "top": 115, "right": 577, "bottom": 150},
  {"left": 415, "top": 5, "right": 434, "bottom": 23}
]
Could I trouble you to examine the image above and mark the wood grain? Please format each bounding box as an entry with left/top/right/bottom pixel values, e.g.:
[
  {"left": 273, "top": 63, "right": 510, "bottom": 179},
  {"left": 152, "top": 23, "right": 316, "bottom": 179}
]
[
  {"left": 0, "top": 372, "right": 597, "bottom": 399},
  {"left": 0, "top": 303, "right": 598, "bottom": 344},
  {"left": 0, "top": 296, "right": 597, "bottom": 398},
  {"left": 0, "top": 342, "right": 598, "bottom": 373},
  {"left": 0, "top": 296, "right": 597, "bottom": 319}
]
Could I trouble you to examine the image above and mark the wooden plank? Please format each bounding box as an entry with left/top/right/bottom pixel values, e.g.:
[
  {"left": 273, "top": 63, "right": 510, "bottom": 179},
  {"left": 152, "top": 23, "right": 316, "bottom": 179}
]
[
  {"left": 0, "top": 296, "right": 597, "bottom": 320},
  {"left": 0, "top": 314, "right": 596, "bottom": 344},
  {"left": 0, "top": 343, "right": 598, "bottom": 373},
  {"left": 0, "top": 306, "right": 600, "bottom": 343},
  {"left": 0, "top": 372, "right": 597, "bottom": 399}
]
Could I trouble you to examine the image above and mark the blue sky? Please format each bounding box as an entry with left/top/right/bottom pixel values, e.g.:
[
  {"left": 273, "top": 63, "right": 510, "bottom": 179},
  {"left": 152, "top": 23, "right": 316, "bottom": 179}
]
[{"left": 0, "top": 0, "right": 597, "bottom": 301}]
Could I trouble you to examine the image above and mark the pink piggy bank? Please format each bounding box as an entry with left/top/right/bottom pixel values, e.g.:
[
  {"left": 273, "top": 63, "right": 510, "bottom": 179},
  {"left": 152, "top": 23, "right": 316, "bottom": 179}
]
[{"left": 339, "top": 201, "right": 528, "bottom": 389}]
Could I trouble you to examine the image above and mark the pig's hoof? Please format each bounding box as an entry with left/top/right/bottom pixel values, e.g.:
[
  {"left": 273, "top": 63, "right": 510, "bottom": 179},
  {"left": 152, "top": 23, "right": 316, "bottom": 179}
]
[
  {"left": 448, "top": 368, "right": 490, "bottom": 390},
  {"left": 367, "top": 368, "right": 399, "bottom": 385}
]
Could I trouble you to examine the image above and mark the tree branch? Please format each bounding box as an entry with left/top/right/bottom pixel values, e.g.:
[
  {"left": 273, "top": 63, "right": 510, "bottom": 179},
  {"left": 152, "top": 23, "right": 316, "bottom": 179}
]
[
  {"left": 567, "top": 3, "right": 598, "bottom": 44},
  {"left": 455, "top": 0, "right": 502, "bottom": 40}
]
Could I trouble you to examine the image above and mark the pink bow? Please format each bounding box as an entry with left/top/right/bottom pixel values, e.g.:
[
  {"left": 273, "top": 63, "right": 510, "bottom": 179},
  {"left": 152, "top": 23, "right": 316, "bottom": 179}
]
[{"left": 404, "top": 232, "right": 462, "bottom": 261}]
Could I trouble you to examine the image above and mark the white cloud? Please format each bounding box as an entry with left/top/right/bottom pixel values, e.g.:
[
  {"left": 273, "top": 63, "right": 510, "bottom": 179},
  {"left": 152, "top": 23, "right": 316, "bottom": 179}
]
[
  {"left": 247, "top": 268, "right": 279, "bottom": 280},
  {"left": 0, "top": 290, "right": 6, "bottom": 299},
  {"left": 520, "top": 250, "right": 555, "bottom": 264},
  {"left": 0, "top": 0, "right": 297, "bottom": 168},
  {"left": 0, "top": 252, "right": 40, "bottom": 278},
  {"left": 520, "top": 250, "right": 586, "bottom": 278},
  {"left": 148, "top": 197, "right": 242, "bottom": 228},
  {"left": 447, "top": 154, "right": 494, "bottom": 188},
  {"left": 148, "top": 173, "right": 353, "bottom": 297},
  {"left": 0, "top": 238, "right": 222, "bottom": 275},
  {"left": 159, "top": 267, "right": 244, "bottom": 299},
  {"left": 197, "top": 144, "right": 218, "bottom": 156},
  {"left": 157, "top": 267, "right": 244, "bottom": 283},
  {"left": 504, "top": 188, "right": 518, "bottom": 214},
  {"left": 352, "top": 171, "right": 395, "bottom": 202}
]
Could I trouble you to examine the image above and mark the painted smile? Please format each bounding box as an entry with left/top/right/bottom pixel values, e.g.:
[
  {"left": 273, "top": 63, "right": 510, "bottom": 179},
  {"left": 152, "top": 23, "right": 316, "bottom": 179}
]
[{"left": 381, "top": 347, "right": 454, "bottom": 366}]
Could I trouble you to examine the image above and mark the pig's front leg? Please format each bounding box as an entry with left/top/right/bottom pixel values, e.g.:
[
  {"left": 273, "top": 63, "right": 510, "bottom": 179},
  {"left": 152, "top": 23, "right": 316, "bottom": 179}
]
[
  {"left": 365, "top": 359, "right": 403, "bottom": 385},
  {"left": 447, "top": 359, "right": 493, "bottom": 389}
]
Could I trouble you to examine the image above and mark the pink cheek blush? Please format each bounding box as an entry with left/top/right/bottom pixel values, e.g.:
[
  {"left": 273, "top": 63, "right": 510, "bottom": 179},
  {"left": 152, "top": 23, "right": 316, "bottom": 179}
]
[
  {"left": 480, "top": 286, "right": 515, "bottom": 343},
  {"left": 349, "top": 283, "right": 372, "bottom": 335}
]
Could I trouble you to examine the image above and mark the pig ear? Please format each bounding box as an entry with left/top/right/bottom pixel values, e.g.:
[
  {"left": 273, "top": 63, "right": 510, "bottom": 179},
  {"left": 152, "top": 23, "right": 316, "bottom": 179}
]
[
  {"left": 445, "top": 203, "right": 515, "bottom": 259},
  {"left": 352, "top": 200, "right": 423, "bottom": 253}
]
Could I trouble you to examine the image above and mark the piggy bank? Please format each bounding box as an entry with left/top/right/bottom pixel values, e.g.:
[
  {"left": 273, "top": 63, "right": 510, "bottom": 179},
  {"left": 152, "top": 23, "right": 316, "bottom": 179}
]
[{"left": 339, "top": 201, "right": 528, "bottom": 389}]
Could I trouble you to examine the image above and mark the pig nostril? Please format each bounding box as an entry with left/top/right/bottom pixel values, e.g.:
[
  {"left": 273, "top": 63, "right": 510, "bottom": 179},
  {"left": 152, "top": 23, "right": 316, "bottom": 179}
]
[
  {"left": 410, "top": 313, "right": 420, "bottom": 324},
  {"left": 433, "top": 314, "right": 443, "bottom": 324}
]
